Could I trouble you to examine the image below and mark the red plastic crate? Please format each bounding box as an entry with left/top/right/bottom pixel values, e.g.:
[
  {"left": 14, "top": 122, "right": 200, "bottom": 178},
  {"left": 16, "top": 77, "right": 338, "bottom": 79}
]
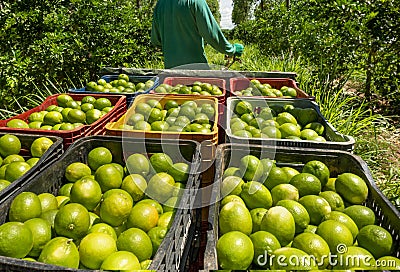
[
  {"left": 229, "top": 77, "right": 313, "bottom": 99},
  {"left": 0, "top": 93, "right": 126, "bottom": 149}
]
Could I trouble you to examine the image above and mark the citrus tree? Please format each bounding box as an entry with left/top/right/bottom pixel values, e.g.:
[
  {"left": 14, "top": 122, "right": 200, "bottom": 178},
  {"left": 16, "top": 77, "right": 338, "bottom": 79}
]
[
  {"left": 233, "top": 0, "right": 400, "bottom": 106},
  {"left": 0, "top": 0, "right": 158, "bottom": 111}
]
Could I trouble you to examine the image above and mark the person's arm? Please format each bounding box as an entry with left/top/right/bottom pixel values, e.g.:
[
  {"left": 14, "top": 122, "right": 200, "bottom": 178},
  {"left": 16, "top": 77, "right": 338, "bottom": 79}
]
[
  {"left": 193, "top": 0, "right": 240, "bottom": 56},
  {"left": 151, "top": 10, "right": 162, "bottom": 47}
]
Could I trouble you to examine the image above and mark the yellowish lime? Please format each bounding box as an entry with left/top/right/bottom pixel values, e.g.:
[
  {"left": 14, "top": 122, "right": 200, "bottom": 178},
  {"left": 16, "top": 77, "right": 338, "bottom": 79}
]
[
  {"left": 217, "top": 231, "right": 254, "bottom": 270},
  {"left": 260, "top": 206, "right": 295, "bottom": 246},
  {"left": 0, "top": 222, "right": 33, "bottom": 258},
  {"left": 38, "top": 237, "right": 79, "bottom": 268},
  {"left": 24, "top": 218, "right": 52, "bottom": 257},
  {"left": 116, "top": 228, "right": 153, "bottom": 262},
  {"left": 79, "top": 232, "right": 117, "bottom": 269},
  {"left": 64, "top": 162, "right": 92, "bottom": 183},
  {"left": 100, "top": 250, "right": 141, "bottom": 270},
  {"left": 219, "top": 202, "right": 252, "bottom": 235},
  {"left": 99, "top": 189, "right": 133, "bottom": 227},
  {"left": 0, "top": 134, "right": 21, "bottom": 157},
  {"left": 126, "top": 203, "right": 159, "bottom": 232},
  {"left": 315, "top": 219, "right": 353, "bottom": 253},
  {"left": 9, "top": 192, "right": 42, "bottom": 222}
]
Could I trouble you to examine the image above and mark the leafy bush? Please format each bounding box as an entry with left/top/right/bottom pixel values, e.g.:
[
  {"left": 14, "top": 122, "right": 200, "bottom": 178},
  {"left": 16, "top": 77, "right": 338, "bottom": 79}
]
[
  {"left": 233, "top": 0, "right": 400, "bottom": 106},
  {"left": 0, "top": 0, "right": 160, "bottom": 111}
]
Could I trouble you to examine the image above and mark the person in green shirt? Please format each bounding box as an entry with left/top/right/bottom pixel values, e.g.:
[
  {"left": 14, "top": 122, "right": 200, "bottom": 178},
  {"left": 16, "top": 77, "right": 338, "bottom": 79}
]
[{"left": 151, "top": 0, "right": 244, "bottom": 69}]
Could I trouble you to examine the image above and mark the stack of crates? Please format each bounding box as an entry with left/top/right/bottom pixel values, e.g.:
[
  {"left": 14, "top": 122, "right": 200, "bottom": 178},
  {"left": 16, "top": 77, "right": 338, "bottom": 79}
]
[{"left": 0, "top": 93, "right": 127, "bottom": 149}]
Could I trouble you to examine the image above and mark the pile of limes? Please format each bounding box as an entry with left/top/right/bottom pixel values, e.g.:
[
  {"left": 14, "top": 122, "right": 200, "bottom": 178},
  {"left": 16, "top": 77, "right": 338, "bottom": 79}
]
[
  {"left": 216, "top": 155, "right": 400, "bottom": 270},
  {"left": 154, "top": 81, "right": 223, "bottom": 96},
  {"left": 0, "top": 146, "right": 191, "bottom": 270},
  {"left": 4, "top": 94, "right": 113, "bottom": 130},
  {"left": 230, "top": 100, "right": 326, "bottom": 141},
  {"left": 120, "top": 98, "right": 216, "bottom": 133},
  {"left": 233, "top": 79, "right": 298, "bottom": 97},
  {"left": 86, "top": 74, "right": 155, "bottom": 94},
  {"left": 0, "top": 134, "right": 54, "bottom": 191}
]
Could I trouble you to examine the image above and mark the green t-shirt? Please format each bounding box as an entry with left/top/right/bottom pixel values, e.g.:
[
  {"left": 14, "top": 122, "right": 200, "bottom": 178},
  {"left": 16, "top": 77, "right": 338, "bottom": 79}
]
[{"left": 151, "top": 0, "right": 236, "bottom": 69}]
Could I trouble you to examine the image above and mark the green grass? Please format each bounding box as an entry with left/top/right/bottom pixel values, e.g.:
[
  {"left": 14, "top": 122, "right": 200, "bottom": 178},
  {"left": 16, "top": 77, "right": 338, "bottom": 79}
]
[{"left": 0, "top": 78, "right": 78, "bottom": 119}]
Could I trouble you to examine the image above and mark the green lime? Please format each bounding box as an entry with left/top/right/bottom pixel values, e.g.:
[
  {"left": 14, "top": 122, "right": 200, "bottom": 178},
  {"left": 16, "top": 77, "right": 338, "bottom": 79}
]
[
  {"left": 0, "top": 222, "right": 33, "bottom": 258},
  {"left": 323, "top": 211, "right": 359, "bottom": 240},
  {"left": 7, "top": 119, "right": 29, "bottom": 128},
  {"left": 319, "top": 191, "right": 345, "bottom": 211},
  {"left": 69, "top": 176, "right": 102, "bottom": 211},
  {"left": 126, "top": 203, "right": 159, "bottom": 232},
  {"left": 357, "top": 225, "right": 393, "bottom": 259},
  {"left": 240, "top": 181, "right": 273, "bottom": 209},
  {"left": 292, "top": 232, "right": 330, "bottom": 269},
  {"left": 116, "top": 228, "right": 153, "bottom": 262},
  {"left": 276, "top": 199, "right": 310, "bottom": 234},
  {"left": 239, "top": 155, "right": 264, "bottom": 182},
  {"left": 343, "top": 205, "right": 376, "bottom": 230},
  {"left": 298, "top": 195, "right": 331, "bottom": 225},
  {"left": 121, "top": 174, "right": 147, "bottom": 202},
  {"left": 95, "top": 164, "right": 123, "bottom": 192},
  {"left": 302, "top": 160, "right": 330, "bottom": 187},
  {"left": 219, "top": 202, "right": 252, "bottom": 235},
  {"left": 220, "top": 176, "right": 244, "bottom": 197},
  {"left": 79, "top": 232, "right": 117, "bottom": 269},
  {"left": 147, "top": 226, "right": 168, "bottom": 256},
  {"left": 88, "top": 147, "right": 113, "bottom": 171},
  {"left": 54, "top": 203, "right": 90, "bottom": 240},
  {"left": 38, "top": 237, "right": 79, "bottom": 268},
  {"left": 260, "top": 206, "right": 295, "bottom": 246},
  {"left": 146, "top": 173, "right": 175, "bottom": 202},
  {"left": 270, "top": 247, "right": 317, "bottom": 270},
  {"left": 65, "top": 162, "right": 92, "bottom": 182},
  {"left": 235, "top": 101, "right": 253, "bottom": 115},
  {"left": 217, "top": 231, "right": 254, "bottom": 270},
  {"left": 100, "top": 250, "right": 141, "bottom": 270},
  {"left": 335, "top": 173, "right": 368, "bottom": 204},
  {"left": 316, "top": 219, "right": 353, "bottom": 253},
  {"left": 9, "top": 192, "right": 42, "bottom": 222},
  {"left": 289, "top": 173, "right": 322, "bottom": 197},
  {"left": 5, "top": 161, "right": 31, "bottom": 182},
  {"left": 150, "top": 153, "right": 173, "bottom": 173},
  {"left": 271, "top": 183, "right": 299, "bottom": 205},
  {"left": 0, "top": 134, "right": 21, "bottom": 157},
  {"left": 264, "top": 166, "right": 289, "bottom": 190},
  {"left": 24, "top": 218, "right": 52, "bottom": 257},
  {"left": 100, "top": 189, "right": 133, "bottom": 227},
  {"left": 335, "top": 246, "right": 376, "bottom": 269},
  {"left": 250, "top": 208, "right": 268, "bottom": 233},
  {"left": 250, "top": 231, "right": 281, "bottom": 268}
]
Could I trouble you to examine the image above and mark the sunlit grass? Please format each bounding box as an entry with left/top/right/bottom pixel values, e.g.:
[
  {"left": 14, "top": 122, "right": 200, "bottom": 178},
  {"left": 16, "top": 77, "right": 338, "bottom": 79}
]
[{"left": 0, "top": 77, "right": 77, "bottom": 119}]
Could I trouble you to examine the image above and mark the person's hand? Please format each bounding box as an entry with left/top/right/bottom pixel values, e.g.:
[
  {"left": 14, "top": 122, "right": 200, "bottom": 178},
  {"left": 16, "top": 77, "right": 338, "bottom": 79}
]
[{"left": 233, "top": 43, "right": 244, "bottom": 57}]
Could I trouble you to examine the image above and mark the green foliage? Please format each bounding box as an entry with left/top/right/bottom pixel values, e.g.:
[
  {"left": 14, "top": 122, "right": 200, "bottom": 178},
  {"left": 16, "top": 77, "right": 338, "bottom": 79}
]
[
  {"left": 207, "top": 0, "right": 221, "bottom": 23},
  {"left": 232, "top": 0, "right": 254, "bottom": 25},
  {"left": 233, "top": 0, "right": 400, "bottom": 106},
  {"left": 0, "top": 0, "right": 160, "bottom": 111}
]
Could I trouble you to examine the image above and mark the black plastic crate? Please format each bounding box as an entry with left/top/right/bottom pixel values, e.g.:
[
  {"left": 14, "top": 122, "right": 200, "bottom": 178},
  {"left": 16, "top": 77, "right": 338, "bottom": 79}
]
[
  {"left": 204, "top": 143, "right": 400, "bottom": 270},
  {"left": 0, "top": 132, "right": 63, "bottom": 201},
  {"left": 226, "top": 97, "right": 355, "bottom": 151},
  {"left": 0, "top": 135, "right": 201, "bottom": 271},
  {"left": 68, "top": 75, "right": 159, "bottom": 106}
]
